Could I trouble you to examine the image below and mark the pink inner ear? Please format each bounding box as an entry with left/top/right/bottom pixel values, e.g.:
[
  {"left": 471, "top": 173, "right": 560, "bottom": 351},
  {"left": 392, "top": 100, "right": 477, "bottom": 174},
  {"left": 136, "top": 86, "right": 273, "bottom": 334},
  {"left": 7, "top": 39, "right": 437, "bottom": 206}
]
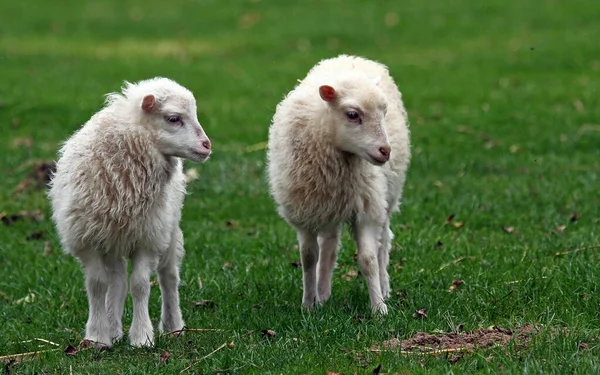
[
  {"left": 319, "top": 85, "right": 336, "bottom": 102},
  {"left": 141, "top": 95, "right": 155, "bottom": 112}
]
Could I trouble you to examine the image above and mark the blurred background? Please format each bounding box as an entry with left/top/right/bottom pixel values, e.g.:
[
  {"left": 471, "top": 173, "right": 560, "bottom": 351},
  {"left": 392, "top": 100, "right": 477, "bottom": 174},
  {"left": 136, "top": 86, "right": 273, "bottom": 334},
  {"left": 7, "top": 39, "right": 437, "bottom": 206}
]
[{"left": 1, "top": 0, "right": 599, "bottom": 372}]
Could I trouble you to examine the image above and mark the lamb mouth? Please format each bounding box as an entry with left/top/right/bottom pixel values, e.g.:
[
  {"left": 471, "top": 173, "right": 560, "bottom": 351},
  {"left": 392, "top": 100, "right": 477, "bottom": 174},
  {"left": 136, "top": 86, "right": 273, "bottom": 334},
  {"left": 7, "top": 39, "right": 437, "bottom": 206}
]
[
  {"left": 191, "top": 150, "right": 211, "bottom": 161},
  {"left": 367, "top": 154, "right": 388, "bottom": 166}
]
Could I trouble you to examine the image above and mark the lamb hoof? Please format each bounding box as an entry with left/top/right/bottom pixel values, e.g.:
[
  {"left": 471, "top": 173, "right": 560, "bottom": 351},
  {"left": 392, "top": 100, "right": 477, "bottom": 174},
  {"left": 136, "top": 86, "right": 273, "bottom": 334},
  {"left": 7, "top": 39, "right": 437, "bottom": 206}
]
[
  {"left": 159, "top": 321, "right": 185, "bottom": 336},
  {"left": 381, "top": 288, "right": 391, "bottom": 300},
  {"left": 317, "top": 291, "right": 331, "bottom": 304},
  {"left": 110, "top": 328, "right": 123, "bottom": 342},
  {"left": 80, "top": 339, "right": 111, "bottom": 351},
  {"left": 372, "top": 302, "right": 389, "bottom": 316},
  {"left": 129, "top": 328, "right": 155, "bottom": 347},
  {"left": 301, "top": 301, "right": 317, "bottom": 311}
]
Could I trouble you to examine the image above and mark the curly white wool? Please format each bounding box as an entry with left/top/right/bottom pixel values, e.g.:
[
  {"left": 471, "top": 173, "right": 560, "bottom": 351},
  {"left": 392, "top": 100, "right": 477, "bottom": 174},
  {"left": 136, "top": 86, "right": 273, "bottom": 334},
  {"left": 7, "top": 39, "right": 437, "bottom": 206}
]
[
  {"left": 49, "top": 77, "right": 211, "bottom": 347},
  {"left": 267, "top": 55, "right": 411, "bottom": 314}
]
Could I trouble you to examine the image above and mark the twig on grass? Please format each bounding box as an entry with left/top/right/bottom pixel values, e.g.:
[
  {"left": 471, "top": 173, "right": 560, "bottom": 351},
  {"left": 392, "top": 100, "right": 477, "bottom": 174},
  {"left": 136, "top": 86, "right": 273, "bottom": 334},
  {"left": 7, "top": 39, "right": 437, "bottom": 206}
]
[
  {"left": 504, "top": 276, "right": 547, "bottom": 285},
  {"left": 18, "top": 338, "right": 61, "bottom": 347},
  {"left": 555, "top": 244, "right": 600, "bottom": 257},
  {"left": 0, "top": 348, "right": 61, "bottom": 362},
  {"left": 369, "top": 347, "right": 472, "bottom": 356},
  {"left": 242, "top": 329, "right": 258, "bottom": 338},
  {"left": 180, "top": 342, "right": 229, "bottom": 373},
  {"left": 439, "top": 257, "right": 465, "bottom": 271},
  {"left": 165, "top": 328, "right": 221, "bottom": 336}
]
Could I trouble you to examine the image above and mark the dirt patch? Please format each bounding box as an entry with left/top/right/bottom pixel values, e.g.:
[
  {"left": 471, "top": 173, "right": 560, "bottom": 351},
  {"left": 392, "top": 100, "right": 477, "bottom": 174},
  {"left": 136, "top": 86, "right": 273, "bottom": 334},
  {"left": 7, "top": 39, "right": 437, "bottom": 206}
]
[{"left": 374, "top": 324, "right": 538, "bottom": 353}]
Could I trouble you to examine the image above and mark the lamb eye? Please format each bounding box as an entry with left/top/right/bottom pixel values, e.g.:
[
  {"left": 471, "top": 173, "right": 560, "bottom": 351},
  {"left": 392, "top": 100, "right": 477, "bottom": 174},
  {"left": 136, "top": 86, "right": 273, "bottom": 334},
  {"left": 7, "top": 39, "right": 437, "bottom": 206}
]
[
  {"left": 166, "top": 115, "right": 181, "bottom": 124},
  {"left": 346, "top": 111, "right": 359, "bottom": 120}
]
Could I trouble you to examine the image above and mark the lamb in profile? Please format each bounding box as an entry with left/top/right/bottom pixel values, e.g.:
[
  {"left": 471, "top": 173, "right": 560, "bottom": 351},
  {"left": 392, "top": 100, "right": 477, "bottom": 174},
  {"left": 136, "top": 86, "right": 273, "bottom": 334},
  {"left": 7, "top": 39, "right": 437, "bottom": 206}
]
[
  {"left": 48, "top": 77, "right": 212, "bottom": 348},
  {"left": 267, "top": 55, "right": 411, "bottom": 314}
]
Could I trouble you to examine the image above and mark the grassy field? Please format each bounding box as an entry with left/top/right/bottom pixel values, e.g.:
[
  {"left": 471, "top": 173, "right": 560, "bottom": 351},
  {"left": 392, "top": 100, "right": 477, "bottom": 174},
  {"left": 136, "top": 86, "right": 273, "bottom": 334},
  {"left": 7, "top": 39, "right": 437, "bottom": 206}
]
[{"left": 1, "top": 0, "right": 599, "bottom": 373}]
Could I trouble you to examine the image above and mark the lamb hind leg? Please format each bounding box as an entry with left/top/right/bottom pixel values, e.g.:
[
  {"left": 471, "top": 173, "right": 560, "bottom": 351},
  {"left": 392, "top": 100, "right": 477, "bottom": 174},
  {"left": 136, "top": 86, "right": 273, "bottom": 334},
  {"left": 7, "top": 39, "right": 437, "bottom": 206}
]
[
  {"left": 354, "top": 221, "right": 387, "bottom": 315},
  {"left": 378, "top": 221, "right": 393, "bottom": 300},
  {"left": 129, "top": 250, "right": 156, "bottom": 347},
  {"left": 297, "top": 228, "right": 319, "bottom": 307},
  {"left": 317, "top": 227, "right": 341, "bottom": 303},
  {"left": 79, "top": 251, "right": 112, "bottom": 348},
  {"left": 105, "top": 256, "right": 127, "bottom": 342},
  {"left": 157, "top": 228, "right": 185, "bottom": 334}
]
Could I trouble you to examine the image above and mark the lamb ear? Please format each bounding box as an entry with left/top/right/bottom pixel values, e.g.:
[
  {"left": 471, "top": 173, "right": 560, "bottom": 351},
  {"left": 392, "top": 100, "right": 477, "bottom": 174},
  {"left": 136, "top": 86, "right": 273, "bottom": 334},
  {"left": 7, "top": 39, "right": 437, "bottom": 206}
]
[
  {"left": 319, "top": 85, "right": 337, "bottom": 102},
  {"left": 141, "top": 94, "right": 156, "bottom": 112},
  {"left": 369, "top": 75, "right": 381, "bottom": 86}
]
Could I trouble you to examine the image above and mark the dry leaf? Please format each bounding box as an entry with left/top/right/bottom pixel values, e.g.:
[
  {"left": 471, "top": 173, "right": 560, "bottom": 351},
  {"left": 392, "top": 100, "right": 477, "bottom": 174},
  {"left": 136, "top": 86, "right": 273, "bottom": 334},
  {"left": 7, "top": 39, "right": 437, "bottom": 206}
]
[
  {"left": 452, "top": 221, "right": 464, "bottom": 229},
  {"left": 445, "top": 214, "right": 463, "bottom": 229},
  {"left": 197, "top": 276, "right": 203, "bottom": 289},
  {"left": 413, "top": 308, "right": 427, "bottom": 320},
  {"left": 570, "top": 212, "right": 579, "bottom": 222},
  {"left": 1, "top": 210, "right": 44, "bottom": 225},
  {"left": 227, "top": 341, "right": 235, "bottom": 349},
  {"left": 503, "top": 226, "right": 515, "bottom": 234},
  {"left": 261, "top": 329, "right": 276, "bottom": 339},
  {"left": 341, "top": 269, "right": 358, "bottom": 280},
  {"left": 13, "top": 162, "right": 56, "bottom": 194},
  {"left": 222, "top": 262, "right": 235, "bottom": 270},
  {"left": 449, "top": 280, "right": 464, "bottom": 292},
  {"left": 159, "top": 350, "right": 171, "bottom": 364},
  {"left": 15, "top": 293, "right": 36, "bottom": 305},
  {"left": 555, "top": 225, "right": 567, "bottom": 233},
  {"left": 64, "top": 345, "right": 78, "bottom": 356},
  {"left": 193, "top": 300, "right": 215, "bottom": 308},
  {"left": 184, "top": 168, "right": 199, "bottom": 183},
  {"left": 325, "top": 372, "right": 344, "bottom": 375},
  {"left": 43, "top": 241, "right": 52, "bottom": 256},
  {"left": 26, "top": 231, "right": 44, "bottom": 241}
]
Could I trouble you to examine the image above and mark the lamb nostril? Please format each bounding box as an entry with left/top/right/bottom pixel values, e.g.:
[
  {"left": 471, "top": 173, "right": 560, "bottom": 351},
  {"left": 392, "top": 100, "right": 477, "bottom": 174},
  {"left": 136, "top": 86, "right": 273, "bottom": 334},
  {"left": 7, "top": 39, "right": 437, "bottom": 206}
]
[
  {"left": 379, "top": 146, "right": 391, "bottom": 158},
  {"left": 202, "top": 140, "right": 211, "bottom": 150}
]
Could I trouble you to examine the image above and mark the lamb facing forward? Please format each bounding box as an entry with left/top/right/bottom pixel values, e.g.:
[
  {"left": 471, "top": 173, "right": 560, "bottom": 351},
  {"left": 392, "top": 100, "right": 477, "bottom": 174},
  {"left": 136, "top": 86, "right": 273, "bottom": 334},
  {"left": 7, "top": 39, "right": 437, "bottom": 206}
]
[
  {"left": 267, "top": 55, "right": 411, "bottom": 314},
  {"left": 49, "top": 77, "right": 211, "bottom": 347}
]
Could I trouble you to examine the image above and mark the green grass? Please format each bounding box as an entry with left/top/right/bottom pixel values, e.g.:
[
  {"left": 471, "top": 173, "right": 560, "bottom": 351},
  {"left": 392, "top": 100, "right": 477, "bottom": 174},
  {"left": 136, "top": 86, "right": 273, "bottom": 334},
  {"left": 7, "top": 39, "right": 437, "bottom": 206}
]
[{"left": 1, "top": 0, "right": 599, "bottom": 373}]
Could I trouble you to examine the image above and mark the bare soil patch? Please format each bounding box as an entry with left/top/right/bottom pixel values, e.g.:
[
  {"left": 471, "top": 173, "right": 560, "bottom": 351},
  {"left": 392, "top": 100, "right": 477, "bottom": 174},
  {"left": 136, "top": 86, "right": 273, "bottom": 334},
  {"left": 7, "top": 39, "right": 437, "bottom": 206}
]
[{"left": 373, "top": 324, "right": 538, "bottom": 353}]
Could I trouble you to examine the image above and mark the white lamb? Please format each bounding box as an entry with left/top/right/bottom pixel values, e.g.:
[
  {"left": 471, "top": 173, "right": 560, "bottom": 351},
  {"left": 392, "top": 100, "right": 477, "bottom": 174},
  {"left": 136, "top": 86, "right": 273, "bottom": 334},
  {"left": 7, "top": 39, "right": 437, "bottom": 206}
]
[
  {"left": 267, "top": 55, "right": 411, "bottom": 314},
  {"left": 48, "top": 77, "right": 211, "bottom": 348}
]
